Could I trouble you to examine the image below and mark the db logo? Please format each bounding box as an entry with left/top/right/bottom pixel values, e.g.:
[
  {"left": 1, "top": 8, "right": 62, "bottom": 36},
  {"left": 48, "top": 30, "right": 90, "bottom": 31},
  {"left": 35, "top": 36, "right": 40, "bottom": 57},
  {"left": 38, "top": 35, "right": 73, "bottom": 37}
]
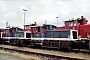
[{"left": 36, "top": 34, "right": 39, "bottom": 36}]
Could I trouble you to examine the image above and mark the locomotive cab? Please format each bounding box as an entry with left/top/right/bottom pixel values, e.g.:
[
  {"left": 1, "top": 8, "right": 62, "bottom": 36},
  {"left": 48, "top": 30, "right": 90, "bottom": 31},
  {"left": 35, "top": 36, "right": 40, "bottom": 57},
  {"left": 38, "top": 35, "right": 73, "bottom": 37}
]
[
  {"left": 65, "top": 20, "right": 76, "bottom": 27},
  {"left": 56, "top": 19, "right": 78, "bottom": 30},
  {"left": 30, "top": 24, "right": 57, "bottom": 46},
  {"left": 30, "top": 26, "right": 43, "bottom": 46},
  {"left": 42, "top": 24, "right": 56, "bottom": 30},
  {"left": 31, "top": 26, "right": 42, "bottom": 38},
  {"left": 64, "top": 16, "right": 88, "bottom": 28}
]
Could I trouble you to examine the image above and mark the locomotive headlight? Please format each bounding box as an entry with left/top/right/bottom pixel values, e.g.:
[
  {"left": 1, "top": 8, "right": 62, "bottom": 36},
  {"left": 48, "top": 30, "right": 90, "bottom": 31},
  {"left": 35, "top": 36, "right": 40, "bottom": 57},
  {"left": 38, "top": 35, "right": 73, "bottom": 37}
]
[
  {"left": 68, "top": 35, "right": 70, "bottom": 38},
  {"left": 78, "top": 36, "right": 81, "bottom": 40},
  {"left": 87, "top": 35, "right": 90, "bottom": 40},
  {"left": 68, "top": 35, "right": 70, "bottom": 40}
]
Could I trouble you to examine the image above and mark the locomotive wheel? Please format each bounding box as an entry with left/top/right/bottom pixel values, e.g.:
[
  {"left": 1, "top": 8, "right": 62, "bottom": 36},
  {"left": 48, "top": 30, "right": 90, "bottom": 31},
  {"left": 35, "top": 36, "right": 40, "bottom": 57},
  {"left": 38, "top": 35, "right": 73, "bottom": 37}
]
[
  {"left": 57, "top": 46, "right": 60, "bottom": 49},
  {"left": 68, "top": 46, "right": 72, "bottom": 51},
  {"left": 89, "top": 50, "right": 90, "bottom": 52},
  {"left": 20, "top": 40, "right": 26, "bottom": 47},
  {"left": 18, "top": 40, "right": 26, "bottom": 47}
]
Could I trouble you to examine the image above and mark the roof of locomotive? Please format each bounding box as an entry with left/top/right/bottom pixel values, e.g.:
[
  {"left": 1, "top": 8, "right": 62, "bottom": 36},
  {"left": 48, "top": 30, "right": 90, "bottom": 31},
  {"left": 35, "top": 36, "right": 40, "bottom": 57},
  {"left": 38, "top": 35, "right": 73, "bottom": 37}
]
[
  {"left": 63, "top": 19, "right": 77, "bottom": 22},
  {"left": 30, "top": 26, "right": 41, "bottom": 28},
  {"left": 46, "top": 29, "right": 77, "bottom": 31},
  {"left": 30, "top": 24, "right": 57, "bottom": 28},
  {"left": 46, "top": 29, "right": 69, "bottom": 31}
]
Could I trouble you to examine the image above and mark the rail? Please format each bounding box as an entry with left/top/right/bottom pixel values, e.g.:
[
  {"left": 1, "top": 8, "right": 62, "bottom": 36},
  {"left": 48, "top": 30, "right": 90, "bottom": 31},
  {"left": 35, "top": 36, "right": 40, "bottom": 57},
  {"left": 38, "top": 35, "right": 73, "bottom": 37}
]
[{"left": 0, "top": 47, "right": 84, "bottom": 60}]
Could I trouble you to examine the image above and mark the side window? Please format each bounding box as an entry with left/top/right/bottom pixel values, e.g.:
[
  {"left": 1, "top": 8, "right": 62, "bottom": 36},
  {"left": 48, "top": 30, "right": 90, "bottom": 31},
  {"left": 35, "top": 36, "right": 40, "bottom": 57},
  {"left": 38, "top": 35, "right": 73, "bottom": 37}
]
[
  {"left": 26, "top": 33, "right": 31, "bottom": 38},
  {"left": 66, "top": 22, "right": 69, "bottom": 26},
  {"left": 35, "top": 27, "right": 40, "bottom": 32},
  {"left": 73, "top": 21, "right": 76, "bottom": 26},
  {"left": 70, "top": 22, "right": 73, "bottom": 26},
  {"left": 72, "top": 31, "right": 77, "bottom": 39}
]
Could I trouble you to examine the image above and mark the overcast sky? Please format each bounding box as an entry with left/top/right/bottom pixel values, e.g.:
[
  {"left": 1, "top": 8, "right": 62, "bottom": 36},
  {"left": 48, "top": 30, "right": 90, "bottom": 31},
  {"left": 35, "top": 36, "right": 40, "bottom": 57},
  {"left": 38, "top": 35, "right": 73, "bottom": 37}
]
[{"left": 0, "top": 0, "right": 90, "bottom": 28}]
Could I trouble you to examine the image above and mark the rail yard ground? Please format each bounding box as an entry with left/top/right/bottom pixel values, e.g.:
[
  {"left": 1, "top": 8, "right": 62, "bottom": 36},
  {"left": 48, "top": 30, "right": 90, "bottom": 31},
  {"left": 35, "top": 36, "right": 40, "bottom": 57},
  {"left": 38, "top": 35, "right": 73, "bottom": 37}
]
[
  {"left": 0, "top": 50, "right": 47, "bottom": 60},
  {"left": 0, "top": 45, "right": 89, "bottom": 60}
]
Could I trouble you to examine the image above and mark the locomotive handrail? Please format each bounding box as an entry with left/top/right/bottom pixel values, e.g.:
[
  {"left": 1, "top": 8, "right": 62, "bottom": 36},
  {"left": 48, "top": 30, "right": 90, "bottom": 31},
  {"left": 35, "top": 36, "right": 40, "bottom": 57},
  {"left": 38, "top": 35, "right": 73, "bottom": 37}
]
[
  {"left": 2, "top": 37, "right": 31, "bottom": 39},
  {"left": 30, "top": 38, "right": 78, "bottom": 41}
]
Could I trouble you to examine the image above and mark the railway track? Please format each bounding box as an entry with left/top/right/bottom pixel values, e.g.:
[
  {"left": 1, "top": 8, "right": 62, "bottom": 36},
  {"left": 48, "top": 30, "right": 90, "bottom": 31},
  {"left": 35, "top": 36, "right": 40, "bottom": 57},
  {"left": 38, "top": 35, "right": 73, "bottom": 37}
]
[{"left": 0, "top": 45, "right": 85, "bottom": 60}]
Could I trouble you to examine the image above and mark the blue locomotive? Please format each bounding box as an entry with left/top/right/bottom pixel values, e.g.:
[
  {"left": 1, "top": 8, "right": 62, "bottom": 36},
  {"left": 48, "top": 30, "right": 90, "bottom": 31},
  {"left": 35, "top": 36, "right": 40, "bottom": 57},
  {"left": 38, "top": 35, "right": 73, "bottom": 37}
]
[
  {"left": 2, "top": 27, "right": 31, "bottom": 46},
  {"left": 29, "top": 24, "right": 78, "bottom": 51}
]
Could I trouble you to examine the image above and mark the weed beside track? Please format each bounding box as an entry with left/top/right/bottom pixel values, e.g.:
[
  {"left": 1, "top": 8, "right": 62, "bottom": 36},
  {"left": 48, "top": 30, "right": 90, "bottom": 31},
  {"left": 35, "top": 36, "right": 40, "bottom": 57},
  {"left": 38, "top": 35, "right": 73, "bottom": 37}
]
[{"left": 0, "top": 45, "right": 85, "bottom": 60}]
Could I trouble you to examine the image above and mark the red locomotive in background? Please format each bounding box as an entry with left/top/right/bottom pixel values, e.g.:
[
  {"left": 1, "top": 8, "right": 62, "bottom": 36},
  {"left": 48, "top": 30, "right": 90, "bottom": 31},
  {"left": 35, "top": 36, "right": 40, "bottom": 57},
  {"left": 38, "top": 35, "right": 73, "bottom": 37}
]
[{"left": 56, "top": 16, "right": 90, "bottom": 39}]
